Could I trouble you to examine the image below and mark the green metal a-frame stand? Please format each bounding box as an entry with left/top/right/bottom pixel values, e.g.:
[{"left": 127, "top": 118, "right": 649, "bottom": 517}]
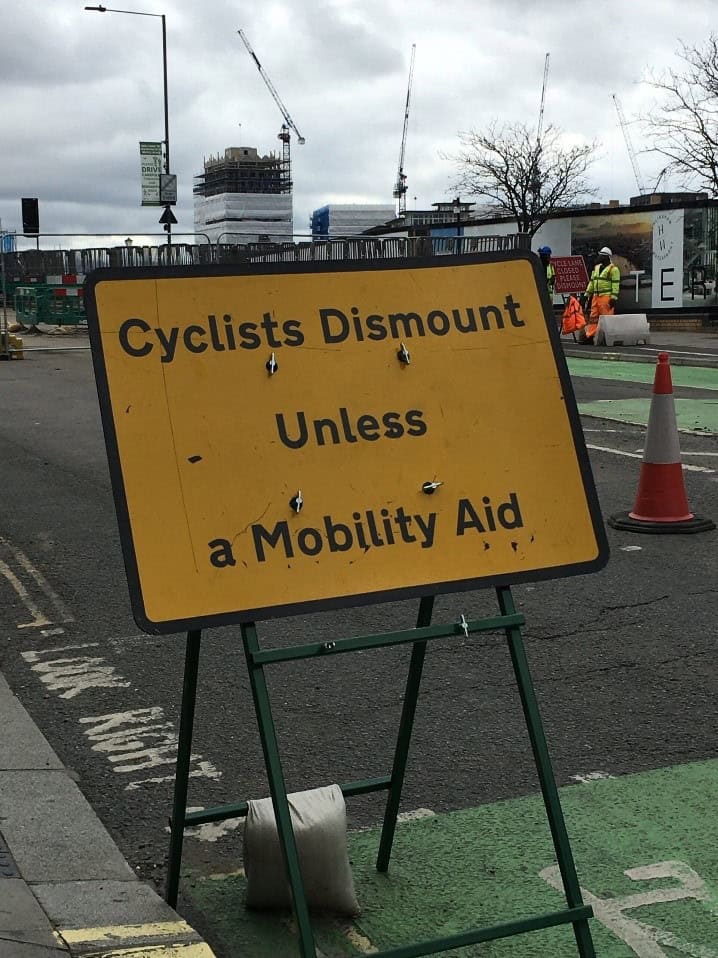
[{"left": 166, "top": 585, "right": 596, "bottom": 957}]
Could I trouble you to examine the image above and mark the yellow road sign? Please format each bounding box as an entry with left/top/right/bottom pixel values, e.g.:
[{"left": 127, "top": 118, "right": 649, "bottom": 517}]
[{"left": 87, "top": 254, "right": 608, "bottom": 633}]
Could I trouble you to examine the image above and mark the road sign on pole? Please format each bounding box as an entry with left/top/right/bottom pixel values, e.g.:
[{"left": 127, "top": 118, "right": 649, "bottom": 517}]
[
  {"left": 86, "top": 252, "right": 607, "bottom": 634},
  {"left": 87, "top": 252, "right": 602, "bottom": 956},
  {"left": 552, "top": 255, "right": 590, "bottom": 294},
  {"left": 159, "top": 174, "right": 177, "bottom": 205},
  {"left": 158, "top": 205, "right": 177, "bottom": 226},
  {"left": 140, "top": 141, "right": 163, "bottom": 206}
]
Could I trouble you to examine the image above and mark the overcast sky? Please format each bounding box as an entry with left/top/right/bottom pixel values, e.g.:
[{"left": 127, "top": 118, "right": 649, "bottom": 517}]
[{"left": 0, "top": 0, "right": 714, "bottom": 248}]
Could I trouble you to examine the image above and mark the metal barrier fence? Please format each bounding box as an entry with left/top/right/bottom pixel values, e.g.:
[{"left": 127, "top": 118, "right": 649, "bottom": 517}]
[
  {"left": 0, "top": 233, "right": 531, "bottom": 352},
  {"left": 2, "top": 233, "right": 530, "bottom": 283}
]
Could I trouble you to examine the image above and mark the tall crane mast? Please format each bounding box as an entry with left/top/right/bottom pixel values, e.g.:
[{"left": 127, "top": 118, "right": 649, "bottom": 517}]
[
  {"left": 530, "top": 52, "right": 550, "bottom": 200},
  {"left": 612, "top": 93, "right": 647, "bottom": 195},
  {"left": 237, "top": 28, "right": 306, "bottom": 159},
  {"left": 536, "top": 52, "right": 550, "bottom": 144},
  {"left": 393, "top": 44, "right": 416, "bottom": 215}
]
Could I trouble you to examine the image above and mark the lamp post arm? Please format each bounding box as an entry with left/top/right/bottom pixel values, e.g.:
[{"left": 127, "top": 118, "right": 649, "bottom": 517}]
[
  {"left": 162, "top": 14, "right": 169, "bottom": 174},
  {"left": 85, "top": 5, "right": 173, "bottom": 245}
]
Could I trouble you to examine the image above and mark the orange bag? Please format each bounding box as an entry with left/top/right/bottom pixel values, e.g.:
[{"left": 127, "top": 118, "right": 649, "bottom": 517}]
[{"left": 561, "top": 295, "right": 587, "bottom": 334}]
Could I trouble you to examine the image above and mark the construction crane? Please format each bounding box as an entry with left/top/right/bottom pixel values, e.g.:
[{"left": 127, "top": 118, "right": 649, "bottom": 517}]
[
  {"left": 536, "top": 52, "right": 550, "bottom": 144},
  {"left": 530, "top": 52, "right": 550, "bottom": 199},
  {"left": 237, "top": 28, "right": 305, "bottom": 176},
  {"left": 393, "top": 44, "right": 416, "bottom": 215},
  {"left": 612, "top": 93, "right": 647, "bottom": 195}
]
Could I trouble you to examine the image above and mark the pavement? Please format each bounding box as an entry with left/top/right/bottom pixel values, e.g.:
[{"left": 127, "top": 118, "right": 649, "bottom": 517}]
[
  {"left": 1, "top": 325, "right": 216, "bottom": 955},
  {"left": 561, "top": 329, "right": 718, "bottom": 367},
  {"left": 0, "top": 312, "right": 716, "bottom": 957},
  {"left": 0, "top": 674, "right": 215, "bottom": 958}
]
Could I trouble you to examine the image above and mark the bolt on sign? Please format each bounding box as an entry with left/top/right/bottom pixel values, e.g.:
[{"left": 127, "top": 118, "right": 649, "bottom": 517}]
[{"left": 86, "top": 253, "right": 608, "bottom": 634}]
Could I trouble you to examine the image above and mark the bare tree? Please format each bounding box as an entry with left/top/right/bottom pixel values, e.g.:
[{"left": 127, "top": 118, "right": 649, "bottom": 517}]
[
  {"left": 448, "top": 122, "right": 597, "bottom": 236},
  {"left": 645, "top": 35, "right": 718, "bottom": 194}
]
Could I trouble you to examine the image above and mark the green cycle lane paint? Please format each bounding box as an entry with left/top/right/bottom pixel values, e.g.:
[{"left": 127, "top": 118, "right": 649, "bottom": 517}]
[
  {"left": 566, "top": 358, "right": 718, "bottom": 392},
  {"left": 578, "top": 398, "right": 718, "bottom": 434},
  {"left": 184, "top": 759, "right": 718, "bottom": 957}
]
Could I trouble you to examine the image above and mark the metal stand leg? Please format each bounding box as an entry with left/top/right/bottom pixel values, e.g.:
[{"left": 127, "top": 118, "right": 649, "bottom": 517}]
[
  {"left": 242, "top": 622, "right": 317, "bottom": 958},
  {"left": 376, "top": 594, "right": 434, "bottom": 872},
  {"left": 166, "top": 629, "right": 202, "bottom": 908},
  {"left": 497, "top": 587, "right": 595, "bottom": 957}
]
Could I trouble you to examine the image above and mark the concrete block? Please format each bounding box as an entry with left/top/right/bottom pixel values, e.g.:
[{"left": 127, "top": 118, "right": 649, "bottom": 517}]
[
  {"left": 0, "top": 771, "right": 135, "bottom": 883},
  {"left": 0, "top": 675, "right": 64, "bottom": 770},
  {"left": 595, "top": 313, "right": 650, "bottom": 346}
]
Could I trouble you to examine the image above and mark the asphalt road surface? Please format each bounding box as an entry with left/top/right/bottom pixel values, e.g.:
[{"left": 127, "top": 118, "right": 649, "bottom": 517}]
[{"left": 1, "top": 346, "right": 717, "bottom": 942}]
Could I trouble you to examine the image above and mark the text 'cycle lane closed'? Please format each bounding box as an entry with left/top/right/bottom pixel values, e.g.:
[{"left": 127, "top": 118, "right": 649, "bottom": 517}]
[{"left": 86, "top": 252, "right": 607, "bottom": 633}]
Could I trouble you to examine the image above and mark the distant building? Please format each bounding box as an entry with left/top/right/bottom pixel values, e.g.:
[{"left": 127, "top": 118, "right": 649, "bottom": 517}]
[
  {"left": 460, "top": 192, "right": 718, "bottom": 314},
  {"left": 310, "top": 204, "right": 396, "bottom": 238},
  {"left": 399, "top": 200, "right": 477, "bottom": 229},
  {"left": 193, "top": 145, "right": 293, "bottom": 244},
  {"left": 364, "top": 200, "right": 479, "bottom": 235}
]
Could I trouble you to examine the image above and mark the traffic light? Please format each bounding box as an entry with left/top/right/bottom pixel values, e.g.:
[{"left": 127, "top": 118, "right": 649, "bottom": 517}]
[{"left": 21, "top": 198, "right": 39, "bottom": 235}]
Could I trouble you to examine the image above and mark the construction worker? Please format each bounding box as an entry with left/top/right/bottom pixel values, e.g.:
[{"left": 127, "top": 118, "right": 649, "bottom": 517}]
[
  {"left": 538, "top": 246, "right": 556, "bottom": 298},
  {"left": 581, "top": 246, "right": 620, "bottom": 342}
]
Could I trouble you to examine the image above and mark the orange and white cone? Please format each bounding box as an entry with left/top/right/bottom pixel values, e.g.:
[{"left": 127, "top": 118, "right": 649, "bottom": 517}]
[{"left": 608, "top": 352, "right": 715, "bottom": 534}]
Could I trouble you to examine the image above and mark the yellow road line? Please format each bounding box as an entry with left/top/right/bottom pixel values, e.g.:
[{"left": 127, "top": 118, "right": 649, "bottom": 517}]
[
  {"left": 342, "top": 925, "right": 378, "bottom": 954},
  {"left": 61, "top": 922, "right": 196, "bottom": 944},
  {"left": 58, "top": 922, "right": 216, "bottom": 957},
  {"left": 81, "top": 945, "right": 215, "bottom": 958}
]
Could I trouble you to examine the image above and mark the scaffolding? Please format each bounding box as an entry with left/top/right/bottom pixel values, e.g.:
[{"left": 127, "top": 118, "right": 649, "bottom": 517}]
[{"left": 193, "top": 146, "right": 291, "bottom": 198}]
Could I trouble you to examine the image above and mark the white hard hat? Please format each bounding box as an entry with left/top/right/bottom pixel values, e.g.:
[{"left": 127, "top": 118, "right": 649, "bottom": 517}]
[{"left": 599, "top": 246, "right": 612, "bottom": 256}]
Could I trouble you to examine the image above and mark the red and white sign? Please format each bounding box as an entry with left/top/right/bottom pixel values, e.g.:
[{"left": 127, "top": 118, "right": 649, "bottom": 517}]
[{"left": 552, "top": 256, "right": 589, "bottom": 294}]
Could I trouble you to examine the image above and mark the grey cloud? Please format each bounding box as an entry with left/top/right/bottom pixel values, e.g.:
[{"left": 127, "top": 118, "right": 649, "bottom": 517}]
[{"left": 1, "top": 0, "right": 715, "bottom": 241}]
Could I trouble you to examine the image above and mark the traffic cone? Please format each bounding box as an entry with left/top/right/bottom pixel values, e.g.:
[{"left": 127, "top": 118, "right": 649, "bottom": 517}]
[{"left": 608, "top": 352, "right": 715, "bottom": 534}]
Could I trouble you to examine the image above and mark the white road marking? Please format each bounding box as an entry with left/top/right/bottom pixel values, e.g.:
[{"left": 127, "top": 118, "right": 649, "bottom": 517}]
[
  {"left": 669, "top": 451, "right": 718, "bottom": 457},
  {"left": 124, "top": 766, "right": 221, "bottom": 790},
  {"left": 185, "top": 818, "right": 243, "bottom": 843},
  {"left": 0, "top": 559, "right": 52, "bottom": 628},
  {"left": 586, "top": 444, "right": 715, "bottom": 473},
  {"left": 541, "top": 860, "right": 718, "bottom": 956},
  {"left": 576, "top": 345, "right": 718, "bottom": 360},
  {"left": 79, "top": 708, "right": 221, "bottom": 788},
  {"left": 397, "top": 807, "right": 436, "bottom": 823},
  {"left": 618, "top": 348, "right": 718, "bottom": 359},
  {"left": 164, "top": 807, "right": 243, "bottom": 843},
  {"left": 621, "top": 545, "right": 643, "bottom": 552},
  {"left": 2, "top": 542, "right": 221, "bottom": 791},
  {"left": 583, "top": 428, "right": 623, "bottom": 433},
  {"left": 21, "top": 644, "right": 131, "bottom": 699},
  {"left": 174, "top": 803, "right": 438, "bottom": 844},
  {"left": 0, "top": 536, "right": 74, "bottom": 625},
  {"left": 570, "top": 771, "right": 615, "bottom": 784},
  {"left": 6, "top": 539, "right": 74, "bottom": 622}
]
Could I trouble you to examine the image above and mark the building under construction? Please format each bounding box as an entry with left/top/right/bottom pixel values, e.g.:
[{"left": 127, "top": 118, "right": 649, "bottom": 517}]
[{"left": 193, "top": 144, "right": 293, "bottom": 244}]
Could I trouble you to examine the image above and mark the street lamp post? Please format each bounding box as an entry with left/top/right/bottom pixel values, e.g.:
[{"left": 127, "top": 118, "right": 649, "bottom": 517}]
[{"left": 84, "top": 5, "right": 172, "bottom": 244}]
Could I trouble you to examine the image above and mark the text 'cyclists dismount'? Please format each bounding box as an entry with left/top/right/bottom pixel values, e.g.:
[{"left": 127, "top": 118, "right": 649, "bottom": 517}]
[{"left": 87, "top": 253, "right": 608, "bottom": 633}]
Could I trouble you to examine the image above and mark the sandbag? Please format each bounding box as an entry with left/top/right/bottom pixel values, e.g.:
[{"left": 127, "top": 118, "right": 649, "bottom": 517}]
[{"left": 244, "top": 783, "right": 360, "bottom": 916}]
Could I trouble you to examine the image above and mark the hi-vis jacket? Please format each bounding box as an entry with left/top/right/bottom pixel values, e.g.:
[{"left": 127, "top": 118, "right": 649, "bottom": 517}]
[
  {"left": 586, "top": 262, "right": 620, "bottom": 298},
  {"left": 546, "top": 263, "right": 556, "bottom": 295}
]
